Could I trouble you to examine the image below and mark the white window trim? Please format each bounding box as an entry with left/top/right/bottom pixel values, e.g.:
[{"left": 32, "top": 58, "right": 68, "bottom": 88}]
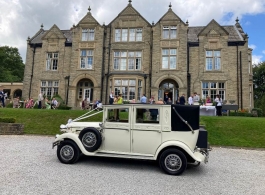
[
  {"left": 80, "top": 50, "right": 94, "bottom": 69},
  {"left": 162, "top": 26, "right": 177, "bottom": 39},
  {"left": 205, "top": 50, "right": 221, "bottom": 71},
  {"left": 82, "top": 28, "right": 95, "bottom": 41},
  {"left": 161, "top": 48, "right": 177, "bottom": 69},
  {"left": 113, "top": 51, "right": 142, "bottom": 71},
  {"left": 115, "top": 28, "right": 143, "bottom": 42},
  {"left": 46, "top": 53, "right": 58, "bottom": 71},
  {"left": 201, "top": 81, "right": 226, "bottom": 100}
]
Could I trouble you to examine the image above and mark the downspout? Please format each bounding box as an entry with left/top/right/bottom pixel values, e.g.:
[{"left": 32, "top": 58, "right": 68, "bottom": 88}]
[
  {"left": 187, "top": 43, "right": 191, "bottom": 98},
  {"left": 236, "top": 44, "right": 239, "bottom": 107},
  {"left": 240, "top": 51, "right": 243, "bottom": 109},
  {"left": 100, "top": 25, "right": 106, "bottom": 102},
  {"left": 105, "top": 24, "right": 112, "bottom": 104},
  {"left": 149, "top": 27, "right": 153, "bottom": 98},
  {"left": 29, "top": 44, "right": 36, "bottom": 99},
  {"left": 65, "top": 76, "right": 70, "bottom": 105}
]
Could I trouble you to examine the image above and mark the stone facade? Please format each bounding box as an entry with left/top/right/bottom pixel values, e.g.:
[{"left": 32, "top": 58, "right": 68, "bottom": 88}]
[{"left": 23, "top": 1, "right": 253, "bottom": 110}]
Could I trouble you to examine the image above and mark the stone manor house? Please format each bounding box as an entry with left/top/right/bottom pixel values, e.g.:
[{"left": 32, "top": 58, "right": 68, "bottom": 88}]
[{"left": 23, "top": 1, "right": 253, "bottom": 110}]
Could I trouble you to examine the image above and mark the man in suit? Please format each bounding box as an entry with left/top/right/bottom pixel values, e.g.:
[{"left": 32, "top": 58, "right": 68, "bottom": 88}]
[{"left": 179, "top": 94, "right": 186, "bottom": 105}]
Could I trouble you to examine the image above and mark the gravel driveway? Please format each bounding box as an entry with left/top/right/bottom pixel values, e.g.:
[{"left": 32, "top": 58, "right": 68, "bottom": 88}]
[{"left": 0, "top": 135, "right": 265, "bottom": 195}]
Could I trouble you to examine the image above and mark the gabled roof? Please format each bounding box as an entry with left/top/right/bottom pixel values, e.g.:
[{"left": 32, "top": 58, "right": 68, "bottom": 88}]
[
  {"left": 30, "top": 27, "right": 72, "bottom": 44},
  {"left": 41, "top": 24, "right": 66, "bottom": 40},
  {"left": 155, "top": 6, "right": 185, "bottom": 25},
  {"left": 197, "top": 19, "right": 229, "bottom": 37},
  {"left": 77, "top": 7, "right": 100, "bottom": 26},
  {"left": 108, "top": 2, "right": 151, "bottom": 26}
]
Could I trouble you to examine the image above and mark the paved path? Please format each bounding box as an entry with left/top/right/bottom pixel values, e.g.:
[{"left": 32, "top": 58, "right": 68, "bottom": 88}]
[{"left": 0, "top": 135, "right": 265, "bottom": 195}]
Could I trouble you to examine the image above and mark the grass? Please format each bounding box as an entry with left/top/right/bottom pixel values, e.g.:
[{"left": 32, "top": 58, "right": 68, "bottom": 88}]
[
  {"left": 200, "top": 116, "right": 265, "bottom": 148},
  {"left": 1, "top": 108, "right": 265, "bottom": 148}
]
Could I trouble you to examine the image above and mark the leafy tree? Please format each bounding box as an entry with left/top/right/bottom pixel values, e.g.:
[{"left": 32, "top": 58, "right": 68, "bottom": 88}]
[
  {"left": 253, "top": 61, "right": 265, "bottom": 116},
  {"left": 0, "top": 46, "right": 25, "bottom": 82}
]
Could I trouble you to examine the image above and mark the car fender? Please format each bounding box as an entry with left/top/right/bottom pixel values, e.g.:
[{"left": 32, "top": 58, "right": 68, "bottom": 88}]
[
  {"left": 154, "top": 140, "right": 204, "bottom": 162},
  {"left": 54, "top": 133, "right": 96, "bottom": 155}
]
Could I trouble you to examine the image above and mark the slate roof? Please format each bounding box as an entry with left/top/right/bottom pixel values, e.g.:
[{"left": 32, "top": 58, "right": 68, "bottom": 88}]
[
  {"left": 187, "top": 25, "right": 244, "bottom": 42},
  {"left": 30, "top": 29, "right": 72, "bottom": 44},
  {"left": 30, "top": 25, "right": 244, "bottom": 44}
]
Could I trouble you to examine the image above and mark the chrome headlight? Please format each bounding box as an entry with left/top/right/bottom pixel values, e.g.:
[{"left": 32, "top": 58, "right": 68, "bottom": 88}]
[{"left": 60, "top": 124, "right": 67, "bottom": 129}]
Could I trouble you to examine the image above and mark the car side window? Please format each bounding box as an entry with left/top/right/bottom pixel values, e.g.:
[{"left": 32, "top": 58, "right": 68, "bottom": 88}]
[
  {"left": 107, "top": 107, "right": 129, "bottom": 123},
  {"left": 136, "top": 108, "right": 159, "bottom": 124}
]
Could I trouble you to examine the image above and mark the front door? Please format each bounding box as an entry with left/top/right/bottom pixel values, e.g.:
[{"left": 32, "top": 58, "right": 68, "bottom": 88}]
[
  {"left": 83, "top": 88, "right": 91, "bottom": 102},
  {"left": 101, "top": 106, "right": 131, "bottom": 153}
]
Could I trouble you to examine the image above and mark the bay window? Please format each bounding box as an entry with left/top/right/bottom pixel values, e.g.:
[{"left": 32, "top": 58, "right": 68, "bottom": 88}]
[{"left": 202, "top": 81, "right": 225, "bottom": 100}]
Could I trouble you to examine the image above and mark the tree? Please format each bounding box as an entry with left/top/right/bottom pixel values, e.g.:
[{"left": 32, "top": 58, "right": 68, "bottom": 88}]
[
  {"left": 253, "top": 61, "right": 265, "bottom": 115},
  {"left": 0, "top": 46, "right": 25, "bottom": 82}
]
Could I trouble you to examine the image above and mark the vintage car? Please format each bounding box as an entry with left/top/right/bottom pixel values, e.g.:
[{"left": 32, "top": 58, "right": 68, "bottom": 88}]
[{"left": 53, "top": 104, "right": 211, "bottom": 175}]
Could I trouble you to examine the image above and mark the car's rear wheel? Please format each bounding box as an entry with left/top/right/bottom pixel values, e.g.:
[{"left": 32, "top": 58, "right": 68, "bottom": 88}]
[
  {"left": 57, "top": 140, "right": 80, "bottom": 164},
  {"left": 159, "top": 149, "right": 187, "bottom": 175},
  {"left": 79, "top": 128, "right": 102, "bottom": 152}
]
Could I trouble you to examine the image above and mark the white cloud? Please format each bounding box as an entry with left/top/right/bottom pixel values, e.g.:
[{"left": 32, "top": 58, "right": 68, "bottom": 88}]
[
  {"left": 252, "top": 55, "right": 263, "bottom": 65},
  {"left": 262, "top": 50, "right": 265, "bottom": 55},
  {"left": 249, "top": 44, "right": 256, "bottom": 50},
  {"left": 1, "top": 0, "right": 265, "bottom": 62}
]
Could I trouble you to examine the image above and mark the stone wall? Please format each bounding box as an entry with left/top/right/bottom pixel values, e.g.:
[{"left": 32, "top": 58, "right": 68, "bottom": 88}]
[{"left": 0, "top": 123, "right": 24, "bottom": 135}]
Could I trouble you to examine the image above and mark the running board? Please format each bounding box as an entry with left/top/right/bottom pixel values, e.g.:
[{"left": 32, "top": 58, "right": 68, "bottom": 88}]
[{"left": 94, "top": 152, "right": 155, "bottom": 160}]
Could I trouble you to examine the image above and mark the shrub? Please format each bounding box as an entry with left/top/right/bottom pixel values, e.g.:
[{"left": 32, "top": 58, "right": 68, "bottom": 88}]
[
  {"left": 229, "top": 111, "right": 253, "bottom": 117},
  {"left": 0, "top": 118, "right": 16, "bottom": 123},
  {"left": 58, "top": 104, "right": 72, "bottom": 110},
  {"left": 251, "top": 108, "right": 263, "bottom": 117}
]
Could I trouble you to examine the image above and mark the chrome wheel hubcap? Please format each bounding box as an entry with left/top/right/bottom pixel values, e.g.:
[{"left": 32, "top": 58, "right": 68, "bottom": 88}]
[
  {"left": 60, "top": 145, "right": 74, "bottom": 161},
  {"left": 164, "top": 154, "right": 182, "bottom": 172},
  {"left": 82, "top": 132, "right": 97, "bottom": 148}
]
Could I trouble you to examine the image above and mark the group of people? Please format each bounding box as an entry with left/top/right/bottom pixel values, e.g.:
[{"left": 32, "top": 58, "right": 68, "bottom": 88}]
[
  {"left": 109, "top": 91, "right": 223, "bottom": 116},
  {"left": 37, "top": 92, "right": 58, "bottom": 109},
  {"left": 109, "top": 91, "right": 124, "bottom": 105}
]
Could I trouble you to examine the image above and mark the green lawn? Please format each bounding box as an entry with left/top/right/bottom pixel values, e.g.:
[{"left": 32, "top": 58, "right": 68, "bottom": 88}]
[
  {"left": 1, "top": 108, "right": 265, "bottom": 148},
  {"left": 200, "top": 116, "right": 265, "bottom": 148}
]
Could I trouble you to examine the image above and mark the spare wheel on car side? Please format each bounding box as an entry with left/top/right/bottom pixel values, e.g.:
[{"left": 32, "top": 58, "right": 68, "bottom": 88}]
[{"left": 79, "top": 127, "right": 102, "bottom": 152}]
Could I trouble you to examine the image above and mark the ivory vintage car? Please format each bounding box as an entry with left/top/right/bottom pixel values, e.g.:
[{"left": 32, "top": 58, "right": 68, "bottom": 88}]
[{"left": 53, "top": 104, "right": 211, "bottom": 175}]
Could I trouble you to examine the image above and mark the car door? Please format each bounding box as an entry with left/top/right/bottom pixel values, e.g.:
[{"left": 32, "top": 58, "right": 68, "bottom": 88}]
[
  {"left": 131, "top": 106, "right": 162, "bottom": 155},
  {"left": 101, "top": 106, "right": 131, "bottom": 153}
]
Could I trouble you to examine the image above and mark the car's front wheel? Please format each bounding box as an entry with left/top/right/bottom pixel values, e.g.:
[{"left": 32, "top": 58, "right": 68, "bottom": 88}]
[
  {"left": 159, "top": 149, "right": 187, "bottom": 175},
  {"left": 57, "top": 140, "right": 80, "bottom": 164}
]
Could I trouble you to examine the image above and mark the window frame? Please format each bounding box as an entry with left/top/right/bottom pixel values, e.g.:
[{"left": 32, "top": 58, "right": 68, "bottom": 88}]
[
  {"left": 46, "top": 53, "right": 58, "bottom": 71},
  {"left": 40, "top": 80, "right": 59, "bottom": 99},
  {"left": 115, "top": 28, "right": 143, "bottom": 42},
  {"left": 80, "top": 50, "right": 94, "bottom": 69},
  {"left": 81, "top": 28, "right": 95, "bottom": 41},
  {"left": 113, "top": 51, "right": 142, "bottom": 71},
  {"left": 161, "top": 48, "right": 177, "bottom": 69},
  {"left": 201, "top": 81, "right": 225, "bottom": 100},
  {"left": 162, "top": 26, "right": 177, "bottom": 39},
  {"left": 205, "top": 50, "right": 221, "bottom": 71}
]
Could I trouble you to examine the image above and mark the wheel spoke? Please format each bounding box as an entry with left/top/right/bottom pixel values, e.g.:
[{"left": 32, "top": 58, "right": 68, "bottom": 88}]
[
  {"left": 82, "top": 132, "right": 97, "bottom": 148},
  {"left": 60, "top": 145, "right": 74, "bottom": 161},
  {"left": 164, "top": 154, "right": 182, "bottom": 172}
]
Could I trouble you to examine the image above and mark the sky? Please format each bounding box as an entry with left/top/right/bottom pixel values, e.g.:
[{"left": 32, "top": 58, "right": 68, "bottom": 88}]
[{"left": 0, "top": 0, "right": 265, "bottom": 64}]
